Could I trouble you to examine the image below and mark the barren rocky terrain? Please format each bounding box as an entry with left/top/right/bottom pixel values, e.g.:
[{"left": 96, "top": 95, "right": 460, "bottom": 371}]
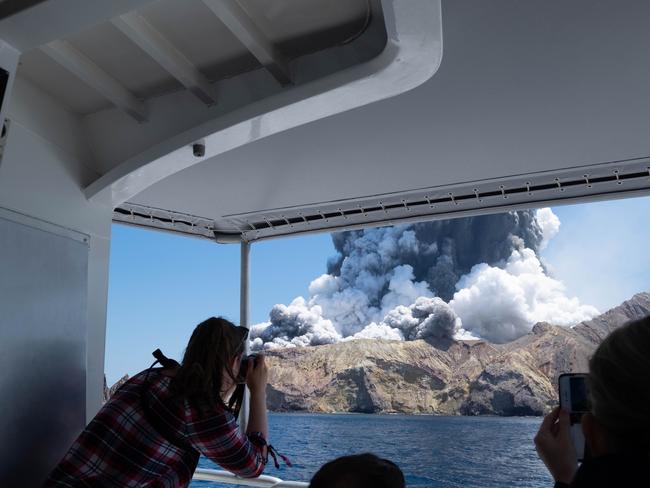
[{"left": 264, "top": 293, "right": 650, "bottom": 416}]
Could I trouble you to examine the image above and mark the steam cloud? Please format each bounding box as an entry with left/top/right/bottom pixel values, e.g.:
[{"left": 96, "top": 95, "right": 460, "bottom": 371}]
[{"left": 250, "top": 209, "right": 598, "bottom": 350}]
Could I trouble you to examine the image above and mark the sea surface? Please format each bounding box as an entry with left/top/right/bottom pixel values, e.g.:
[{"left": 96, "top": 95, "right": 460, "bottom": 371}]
[{"left": 191, "top": 413, "right": 553, "bottom": 488}]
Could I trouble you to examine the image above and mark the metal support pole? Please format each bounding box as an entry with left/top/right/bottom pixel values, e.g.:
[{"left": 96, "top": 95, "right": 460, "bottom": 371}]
[{"left": 238, "top": 241, "right": 251, "bottom": 432}]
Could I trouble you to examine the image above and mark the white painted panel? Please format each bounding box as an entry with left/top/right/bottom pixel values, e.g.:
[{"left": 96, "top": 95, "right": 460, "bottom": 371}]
[
  {"left": 0, "top": 211, "right": 88, "bottom": 487},
  {"left": 1, "top": 77, "right": 113, "bottom": 419}
]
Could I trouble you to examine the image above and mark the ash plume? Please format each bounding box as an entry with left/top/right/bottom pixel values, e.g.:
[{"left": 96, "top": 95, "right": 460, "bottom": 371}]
[
  {"left": 327, "top": 210, "right": 545, "bottom": 302},
  {"left": 251, "top": 209, "right": 597, "bottom": 350}
]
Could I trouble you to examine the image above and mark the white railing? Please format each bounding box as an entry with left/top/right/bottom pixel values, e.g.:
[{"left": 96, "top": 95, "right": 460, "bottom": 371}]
[{"left": 193, "top": 468, "right": 309, "bottom": 487}]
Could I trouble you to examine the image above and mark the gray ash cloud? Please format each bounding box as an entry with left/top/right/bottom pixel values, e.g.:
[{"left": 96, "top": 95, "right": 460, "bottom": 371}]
[
  {"left": 250, "top": 208, "right": 598, "bottom": 350},
  {"left": 328, "top": 210, "right": 544, "bottom": 302}
]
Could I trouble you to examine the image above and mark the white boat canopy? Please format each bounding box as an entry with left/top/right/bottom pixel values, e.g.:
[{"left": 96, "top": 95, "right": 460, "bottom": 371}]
[{"left": 3, "top": 0, "right": 649, "bottom": 243}]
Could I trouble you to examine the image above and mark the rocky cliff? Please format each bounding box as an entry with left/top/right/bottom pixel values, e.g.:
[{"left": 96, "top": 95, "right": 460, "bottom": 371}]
[
  {"left": 265, "top": 292, "right": 650, "bottom": 416},
  {"left": 103, "top": 374, "right": 129, "bottom": 402}
]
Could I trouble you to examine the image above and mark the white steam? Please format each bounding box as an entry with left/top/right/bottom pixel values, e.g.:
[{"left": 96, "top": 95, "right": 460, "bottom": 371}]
[
  {"left": 250, "top": 208, "right": 598, "bottom": 350},
  {"left": 535, "top": 208, "right": 561, "bottom": 250},
  {"left": 449, "top": 247, "right": 599, "bottom": 343}
]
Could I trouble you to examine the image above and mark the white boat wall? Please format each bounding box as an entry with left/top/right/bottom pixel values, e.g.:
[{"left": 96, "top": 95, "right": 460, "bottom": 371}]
[{"left": 0, "top": 1, "right": 649, "bottom": 486}]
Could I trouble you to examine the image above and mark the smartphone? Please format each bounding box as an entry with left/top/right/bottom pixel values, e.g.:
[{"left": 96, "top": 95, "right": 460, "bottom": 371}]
[{"left": 558, "top": 373, "right": 590, "bottom": 461}]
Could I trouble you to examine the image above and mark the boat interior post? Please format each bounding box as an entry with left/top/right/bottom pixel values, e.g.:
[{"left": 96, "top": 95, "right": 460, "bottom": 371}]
[
  {"left": 238, "top": 240, "right": 251, "bottom": 433},
  {"left": 1, "top": 0, "right": 650, "bottom": 486}
]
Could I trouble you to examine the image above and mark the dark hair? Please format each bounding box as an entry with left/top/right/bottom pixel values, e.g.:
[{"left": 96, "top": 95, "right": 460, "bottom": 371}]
[
  {"left": 309, "top": 453, "right": 405, "bottom": 488},
  {"left": 587, "top": 315, "right": 650, "bottom": 452},
  {"left": 170, "top": 317, "right": 248, "bottom": 412}
]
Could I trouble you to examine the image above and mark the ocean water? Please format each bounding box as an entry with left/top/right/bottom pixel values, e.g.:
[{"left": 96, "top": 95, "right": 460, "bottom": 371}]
[{"left": 191, "top": 413, "right": 553, "bottom": 488}]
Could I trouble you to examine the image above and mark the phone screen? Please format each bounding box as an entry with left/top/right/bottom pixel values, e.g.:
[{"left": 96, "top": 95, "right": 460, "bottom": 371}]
[
  {"left": 559, "top": 373, "right": 590, "bottom": 461},
  {"left": 569, "top": 376, "right": 589, "bottom": 412}
]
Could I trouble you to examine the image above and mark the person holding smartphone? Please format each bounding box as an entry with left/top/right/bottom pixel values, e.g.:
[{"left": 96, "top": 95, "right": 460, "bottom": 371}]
[{"left": 534, "top": 316, "right": 650, "bottom": 487}]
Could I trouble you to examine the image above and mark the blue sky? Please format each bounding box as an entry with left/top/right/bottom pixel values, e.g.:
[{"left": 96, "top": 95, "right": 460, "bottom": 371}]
[
  {"left": 106, "top": 227, "right": 334, "bottom": 384},
  {"left": 105, "top": 196, "right": 650, "bottom": 385},
  {"left": 543, "top": 197, "right": 650, "bottom": 310}
]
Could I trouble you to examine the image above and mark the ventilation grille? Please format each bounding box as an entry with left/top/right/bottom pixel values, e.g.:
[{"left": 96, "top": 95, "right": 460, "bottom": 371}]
[
  {"left": 114, "top": 158, "right": 650, "bottom": 242},
  {"left": 247, "top": 168, "right": 649, "bottom": 230},
  {"left": 113, "top": 205, "right": 216, "bottom": 240}
]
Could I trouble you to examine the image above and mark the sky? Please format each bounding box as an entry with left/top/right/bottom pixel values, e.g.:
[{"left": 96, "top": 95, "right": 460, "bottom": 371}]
[
  {"left": 105, "top": 227, "right": 334, "bottom": 384},
  {"left": 542, "top": 197, "right": 650, "bottom": 311},
  {"left": 104, "top": 196, "right": 650, "bottom": 385}
]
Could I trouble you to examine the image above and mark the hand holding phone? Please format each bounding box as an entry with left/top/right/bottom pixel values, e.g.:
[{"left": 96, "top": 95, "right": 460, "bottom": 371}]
[
  {"left": 558, "top": 373, "right": 590, "bottom": 461},
  {"left": 534, "top": 406, "right": 578, "bottom": 483}
]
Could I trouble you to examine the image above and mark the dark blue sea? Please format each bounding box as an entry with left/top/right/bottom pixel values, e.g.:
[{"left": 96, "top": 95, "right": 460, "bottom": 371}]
[{"left": 191, "top": 413, "right": 553, "bottom": 488}]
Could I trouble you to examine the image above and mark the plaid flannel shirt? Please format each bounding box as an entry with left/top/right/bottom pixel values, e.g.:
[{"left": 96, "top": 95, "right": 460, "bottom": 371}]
[{"left": 44, "top": 369, "right": 266, "bottom": 487}]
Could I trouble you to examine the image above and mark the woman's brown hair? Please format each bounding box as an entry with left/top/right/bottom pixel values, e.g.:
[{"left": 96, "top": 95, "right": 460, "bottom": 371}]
[{"left": 171, "top": 317, "right": 248, "bottom": 412}]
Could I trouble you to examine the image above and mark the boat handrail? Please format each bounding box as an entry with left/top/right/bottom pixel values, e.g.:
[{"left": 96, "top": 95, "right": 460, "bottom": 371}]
[{"left": 192, "top": 468, "right": 309, "bottom": 487}]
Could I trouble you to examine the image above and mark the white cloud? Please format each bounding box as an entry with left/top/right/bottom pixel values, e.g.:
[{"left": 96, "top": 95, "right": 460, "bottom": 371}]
[
  {"left": 379, "top": 265, "right": 433, "bottom": 315},
  {"left": 450, "top": 247, "right": 599, "bottom": 343},
  {"left": 536, "top": 207, "right": 561, "bottom": 250},
  {"left": 350, "top": 322, "right": 404, "bottom": 341}
]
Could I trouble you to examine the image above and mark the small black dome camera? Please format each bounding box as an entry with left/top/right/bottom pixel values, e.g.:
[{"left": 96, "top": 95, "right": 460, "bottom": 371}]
[{"left": 192, "top": 142, "right": 205, "bottom": 158}]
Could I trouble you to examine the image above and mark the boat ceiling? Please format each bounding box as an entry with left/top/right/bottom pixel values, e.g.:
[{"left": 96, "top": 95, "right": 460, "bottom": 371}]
[
  {"left": 16, "top": 0, "right": 373, "bottom": 116},
  {"left": 125, "top": 0, "right": 650, "bottom": 241},
  {"left": 5, "top": 1, "right": 650, "bottom": 242}
]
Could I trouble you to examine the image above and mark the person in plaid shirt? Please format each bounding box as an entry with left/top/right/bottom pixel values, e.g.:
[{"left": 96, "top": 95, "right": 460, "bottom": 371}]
[{"left": 44, "top": 317, "right": 270, "bottom": 487}]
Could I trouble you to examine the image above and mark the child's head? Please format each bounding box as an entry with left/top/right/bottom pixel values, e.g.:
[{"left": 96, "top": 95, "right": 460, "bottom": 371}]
[{"left": 310, "top": 453, "right": 405, "bottom": 488}]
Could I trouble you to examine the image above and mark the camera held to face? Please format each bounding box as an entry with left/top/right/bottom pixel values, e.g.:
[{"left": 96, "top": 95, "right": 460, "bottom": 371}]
[{"left": 236, "top": 354, "right": 257, "bottom": 384}]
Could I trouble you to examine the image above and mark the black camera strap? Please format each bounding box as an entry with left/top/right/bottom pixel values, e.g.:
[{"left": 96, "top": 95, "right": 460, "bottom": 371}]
[
  {"left": 151, "top": 348, "right": 180, "bottom": 369},
  {"left": 228, "top": 383, "right": 246, "bottom": 419},
  {"left": 140, "top": 349, "right": 197, "bottom": 454}
]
